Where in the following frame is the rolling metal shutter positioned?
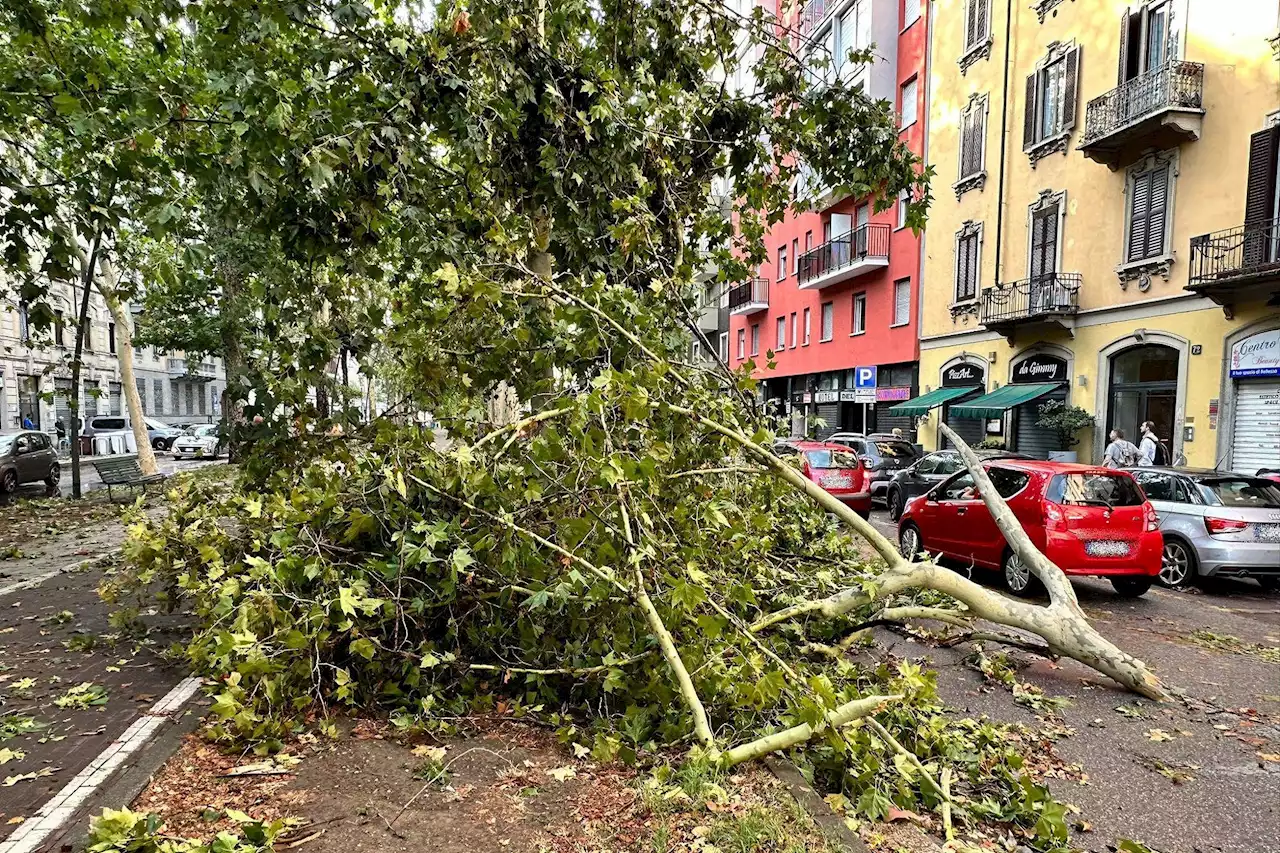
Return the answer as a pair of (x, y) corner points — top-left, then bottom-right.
(1232, 379), (1280, 473)
(54, 378), (73, 431)
(943, 404), (984, 449)
(1014, 388), (1067, 459)
(815, 403), (840, 440)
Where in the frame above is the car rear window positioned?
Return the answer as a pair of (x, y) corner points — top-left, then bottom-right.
(805, 449), (860, 469)
(0, 437), (13, 455)
(1195, 478), (1280, 508)
(1046, 472), (1145, 507)
(871, 441), (916, 458)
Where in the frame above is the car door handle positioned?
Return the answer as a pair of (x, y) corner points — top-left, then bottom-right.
(955, 507), (967, 515)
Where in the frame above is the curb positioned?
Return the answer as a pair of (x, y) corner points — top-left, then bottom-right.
(764, 756), (870, 853)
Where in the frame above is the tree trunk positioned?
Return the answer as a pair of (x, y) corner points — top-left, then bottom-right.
(97, 263), (158, 476)
(68, 232), (102, 499)
(219, 263), (246, 462)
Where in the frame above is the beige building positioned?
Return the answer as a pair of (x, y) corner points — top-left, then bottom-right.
(905, 0), (1280, 471)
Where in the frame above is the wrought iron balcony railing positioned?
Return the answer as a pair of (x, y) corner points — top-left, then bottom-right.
(980, 273), (1081, 326)
(796, 223), (890, 288)
(1189, 218), (1280, 287)
(1081, 61), (1204, 146)
(727, 277), (770, 314)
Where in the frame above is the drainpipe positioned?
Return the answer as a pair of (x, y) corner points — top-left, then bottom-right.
(992, 0), (1015, 287)
(917, 0), (933, 335)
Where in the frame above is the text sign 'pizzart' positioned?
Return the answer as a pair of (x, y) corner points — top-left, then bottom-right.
(941, 362), (986, 387)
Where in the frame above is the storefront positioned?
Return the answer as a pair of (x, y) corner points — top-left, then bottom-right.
(938, 360), (987, 449)
(775, 364), (919, 439)
(1105, 344), (1180, 451)
(1224, 327), (1280, 473)
(1009, 353), (1070, 458)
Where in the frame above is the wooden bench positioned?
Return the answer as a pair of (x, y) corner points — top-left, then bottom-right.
(90, 456), (166, 501)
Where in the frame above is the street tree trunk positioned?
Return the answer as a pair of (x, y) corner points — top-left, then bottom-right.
(68, 232), (102, 500)
(218, 261), (246, 462)
(96, 263), (158, 476)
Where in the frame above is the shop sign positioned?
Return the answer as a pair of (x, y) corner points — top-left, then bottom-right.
(1229, 329), (1280, 378)
(941, 362), (985, 387)
(875, 386), (912, 402)
(838, 390), (858, 402)
(839, 389), (876, 403)
(1011, 354), (1067, 384)
(813, 390), (839, 403)
(789, 392), (813, 404)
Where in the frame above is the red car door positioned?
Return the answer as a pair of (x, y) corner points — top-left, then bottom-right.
(927, 471), (979, 559)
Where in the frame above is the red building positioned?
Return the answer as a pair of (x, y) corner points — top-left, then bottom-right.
(727, 0), (928, 438)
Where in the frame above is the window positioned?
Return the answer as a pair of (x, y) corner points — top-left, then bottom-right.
(963, 0), (990, 54)
(1119, 2), (1171, 82)
(737, 328), (746, 359)
(988, 467), (1031, 499)
(82, 316), (93, 351)
(791, 238), (799, 276)
(108, 322), (116, 354)
(903, 0), (920, 29)
(852, 293), (867, 334)
(1047, 473), (1145, 507)
(897, 191), (910, 229)
(958, 94), (988, 187)
(198, 387), (207, 415)
(776, 316), (785, 350)
(900, 77), (918, 128)
(750, 323), (760, 356)
(719, 332), (729, 362)
(954, 223), (982, 303)
(789, 312), (797, 348)
(832, 0), (871, 82)
(939, 472), (977, 501)
(1126, 160), (1172, 263)
(820, 302), (834, 341)
(1195, 478), (1280, 508)
(1132, 471), (1176, 502)
(893, 278), (911, 326)
(805, 230), (813, 253)
(1023, 45), (1080, 153)
(802, 307), (811, 345)
(185, 383), (195, 416)
(153, 379), (165, 414)
(1029, 193), (1063, 278)
(54, 311), (65, 346)
(136, 378), (147, 414)
(778, 246), (788, 280)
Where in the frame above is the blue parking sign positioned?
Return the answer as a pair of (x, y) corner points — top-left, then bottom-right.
(854, 366), (877, 389)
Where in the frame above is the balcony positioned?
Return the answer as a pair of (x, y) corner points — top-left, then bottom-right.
(1079, 62), (1205, 169)
(727, 278), (770, 316)
(1188, 218), (1280, 307)
(796, 223), (890, 290)
(979, 273), (1081, 342)
(168, 357), (218, 381)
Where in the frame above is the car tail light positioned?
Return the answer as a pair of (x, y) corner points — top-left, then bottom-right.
(1143, 503), (1159, 532)
(1204, 516), (1249, 535)
(861, 457), (875, 470)
(1043, 502), (1065, 532)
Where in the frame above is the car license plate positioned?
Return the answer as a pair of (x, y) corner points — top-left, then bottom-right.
(821, 473), (852, 489)
(1085, 540), (1131, 557)
(1256, 524), (1280, 542)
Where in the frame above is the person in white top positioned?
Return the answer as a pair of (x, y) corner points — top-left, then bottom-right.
(1138, 421), (1159, 467)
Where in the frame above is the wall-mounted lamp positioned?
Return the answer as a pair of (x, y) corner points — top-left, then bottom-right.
(988, 351), (998, 363)
(1077, 374), (1088, 388)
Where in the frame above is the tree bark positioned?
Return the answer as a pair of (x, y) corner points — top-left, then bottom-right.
(96, 261), (158, 476)
(68, 231), (102, 500)
(218, 260), (246, 462)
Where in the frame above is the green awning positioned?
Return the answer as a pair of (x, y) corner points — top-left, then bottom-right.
(887, 386), (976, 417)
(948, 383), (1063, 419)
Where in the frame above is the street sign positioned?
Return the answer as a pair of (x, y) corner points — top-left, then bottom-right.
(854, 366), (877, 389)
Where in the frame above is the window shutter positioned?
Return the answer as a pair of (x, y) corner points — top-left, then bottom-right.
(976, 0), (988, 43)
(965, 0), (978, 48)
(1127, 170), (1152, 263)
(1117, 8), (1130, 85)
(894, 279), (911, 324)
(1145, 166), (1169, 258)
(1243, 127), (1280, 225)
(1023, 74), (1038, 149)
(904, 0), (920, 27)
(1062, 47), (1081, 131)
(956, 236), (969, 300)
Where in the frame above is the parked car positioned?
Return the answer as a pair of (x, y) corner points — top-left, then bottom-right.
(825, 433), (920, 506)
(898, 460), (1162, 597)
(0, 431), (60, 493)
(1257, 468), (1280, 486)
(82, 415), (185, 451)
(885, 449), (1028, 522)
(782, 440), (872, 517)
(1128, 467), (1280, 590)
(170, 424), (223, 460)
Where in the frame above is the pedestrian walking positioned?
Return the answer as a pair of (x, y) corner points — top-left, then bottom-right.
(21, 412), (34, 429)
(1138, 421), (1160, 466)
(1102, 428), (1140, 468)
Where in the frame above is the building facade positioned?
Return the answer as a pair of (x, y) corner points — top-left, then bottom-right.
(903, 0), (1280, 470)
(1, 287), (225, 436)
(727, 0), (931, 439)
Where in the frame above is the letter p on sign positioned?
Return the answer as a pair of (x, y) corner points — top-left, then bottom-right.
(855, 366), (877, 389)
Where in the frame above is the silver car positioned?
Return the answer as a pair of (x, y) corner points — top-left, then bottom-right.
(0, 431), (61, 494)
(1129, 467), (1280, 591)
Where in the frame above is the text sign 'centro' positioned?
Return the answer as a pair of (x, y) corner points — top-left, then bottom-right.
(1230, 329), (1280, 378)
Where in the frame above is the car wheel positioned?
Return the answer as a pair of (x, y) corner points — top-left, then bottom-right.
(887, 488), (903, 522)
(1111, 577), (1152, 598)
(898, 524), (922, 561)
(45, 464), (60, 487)
(1258, 576), (1279, 592)
(1158, 539), (1195, 589)
(1001, 550), (1038, 597)
(1, 470), (16, 494)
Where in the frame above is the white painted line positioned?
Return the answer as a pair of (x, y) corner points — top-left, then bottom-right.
(0, 551), (117, 598)
(0, 676), (203, 853)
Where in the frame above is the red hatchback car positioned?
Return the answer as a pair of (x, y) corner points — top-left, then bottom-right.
(777, 440), (872, 517)
(897, 459), (1162, 597)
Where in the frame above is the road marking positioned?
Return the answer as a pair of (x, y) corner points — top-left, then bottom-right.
(0, 676), (203, 853)
(0, 551), (117, 598)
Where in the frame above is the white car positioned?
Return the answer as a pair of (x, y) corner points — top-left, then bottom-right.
(170, 424), (222, 460)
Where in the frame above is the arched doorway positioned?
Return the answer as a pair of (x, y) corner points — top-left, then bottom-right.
(1107, 344), (1179, 448)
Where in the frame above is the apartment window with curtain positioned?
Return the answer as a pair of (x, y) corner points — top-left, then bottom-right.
(820, 302), (834, 342)
(750, 323), (760, 356)
(1119, 2), (1171, 83)
(958, 94), (988, 193)
(789, 312), (797, 348)
(900, 77), (918, 128)
(852, 293), (867, 335)
(896, 191), (910, 229)
(737, 328), (746, 359)
(791, 238), (799, 276)
(802, 308), (811, 345)
(777, 245), (787, 280)
(954, 223), (982, 303)
(1125, 158), (1173, 263)
(1023, 44), (1080, 157)
(776, 316), (785, 350)
(892, 278), (911, 326)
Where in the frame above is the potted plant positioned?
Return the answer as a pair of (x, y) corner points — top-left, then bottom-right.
(976, 437), (1006, 450)
(1035, 400), (1095, 463)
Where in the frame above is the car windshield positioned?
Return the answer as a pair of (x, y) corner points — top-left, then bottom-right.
(145, 418), (172, 431)
(804, 449), (859, 469)
(1047, 472), (1145, 507)
(1195, 478), (1280, 508)
(872, 441), (915, 458)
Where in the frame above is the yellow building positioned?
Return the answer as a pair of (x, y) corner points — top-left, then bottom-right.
(906, 0), (1280, 471)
